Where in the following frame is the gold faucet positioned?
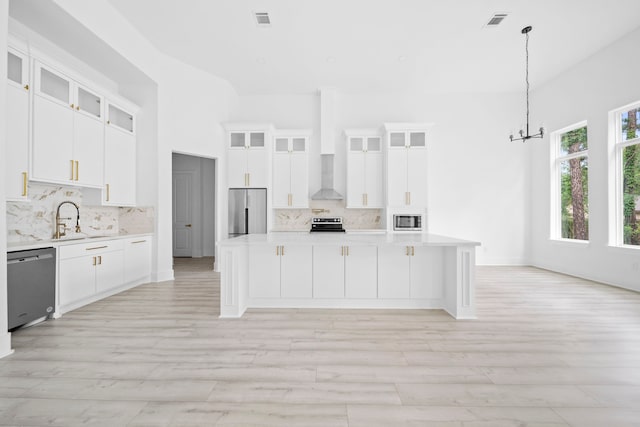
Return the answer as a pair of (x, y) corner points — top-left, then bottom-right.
(55, 201), (81, 239)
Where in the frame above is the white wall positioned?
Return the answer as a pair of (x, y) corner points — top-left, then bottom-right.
(0, 0), (13, 357)
(233, 91), (528, 265)
(530, 27), (640, 291)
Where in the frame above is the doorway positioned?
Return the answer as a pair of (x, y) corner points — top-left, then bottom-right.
(171, 153), (216, 259)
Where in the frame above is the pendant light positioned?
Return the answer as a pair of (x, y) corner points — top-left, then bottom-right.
(510, 26), (544, 142)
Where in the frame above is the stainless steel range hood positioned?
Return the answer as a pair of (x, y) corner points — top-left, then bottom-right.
(311, 88), (343, 200)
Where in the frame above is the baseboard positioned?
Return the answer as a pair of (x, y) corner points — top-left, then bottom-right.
(152, 269), (174, 283)
(0, 333), (13, 359)
(531, 262), (639, 293)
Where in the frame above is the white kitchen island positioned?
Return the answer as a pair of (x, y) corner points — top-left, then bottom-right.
(218, 232), (480, 319)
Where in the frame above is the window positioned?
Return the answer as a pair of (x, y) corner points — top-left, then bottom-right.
(613, 105), (640, 246)
(552, 123), (589, 241)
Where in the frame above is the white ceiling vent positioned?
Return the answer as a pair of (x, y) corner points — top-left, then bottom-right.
(254, 12), (271, 27)
(485, 13), (508, 27)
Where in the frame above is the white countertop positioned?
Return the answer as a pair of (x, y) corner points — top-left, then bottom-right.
(220, 232), (479, 247)
(7, 233), (154, 252)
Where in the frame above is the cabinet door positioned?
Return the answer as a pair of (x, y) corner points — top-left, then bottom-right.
(58, 256), (95, 307)
(407, 147), (428, 207)
(5, 82), (29, 200)
(386, 148), (407, 207)
(378, 245), (411, 298)
(228, 150), (248, 188)
(312, 245), (344, 298)
(246, 148), (268, 187)
(410, 246), (444, 299)
(35, 62), (72, 108)
(32, 95), (75, 183)
(73, 113), (104, 187)
(347, 151), (365, 208)
(289, 152), (308, 208)
(95, 250), (124, 294)
(249, 245), (281, 298)
(272, 153), (290, 207)
(104, 126), (136, 206)
(345, 245), (377, 298)
(280, 245), (312, 298)
(124, 238), (152, 284)
(107, 103), (135, 134)
(364, 152), (383, 208)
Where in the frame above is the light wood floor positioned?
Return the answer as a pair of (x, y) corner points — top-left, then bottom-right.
(1, 262), (640, 426)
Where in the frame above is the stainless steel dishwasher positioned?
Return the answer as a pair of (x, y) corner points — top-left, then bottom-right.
(7, 247), (56, 330)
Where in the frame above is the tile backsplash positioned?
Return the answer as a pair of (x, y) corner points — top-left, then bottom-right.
(273, 200), (382, 231)
(6, 183), (154, 243)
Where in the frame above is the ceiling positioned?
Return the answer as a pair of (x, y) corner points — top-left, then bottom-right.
(16, 0), (640, 95)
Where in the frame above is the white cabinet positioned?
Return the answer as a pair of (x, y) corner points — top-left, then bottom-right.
(31, 61), (104, 188)
(313, 245), (378, 299)
(124, 236), (152, 284)
(345, 131), (383, 208)
(227, 129), (269, 188)
(103, 102), (136, 206)
(58, 239), (124, 310)
(384, 125), (429, 207)
(273, 133), (309, 208)
(249, 244), (312, 298)
(378, 245), (443, 299)
(5, 47), (30, 200)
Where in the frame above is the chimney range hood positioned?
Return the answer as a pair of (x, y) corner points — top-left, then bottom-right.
(312, 88), (343, 200)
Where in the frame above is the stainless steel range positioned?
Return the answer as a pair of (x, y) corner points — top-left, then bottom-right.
(310, 217), (345, 232)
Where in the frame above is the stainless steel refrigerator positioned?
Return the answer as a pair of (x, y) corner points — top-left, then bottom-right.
(228, 189), (267, 238)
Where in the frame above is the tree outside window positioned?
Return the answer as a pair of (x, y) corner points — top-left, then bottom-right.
(555, 125), (589, 241)
(620, 109), (640, 246)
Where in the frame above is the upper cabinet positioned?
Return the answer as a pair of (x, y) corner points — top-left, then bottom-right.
(103, 100), (137, 206)
(225, 125), (271, 188)
(5, 47), (30, 200)
(345, 130), (383, 208)
(273, 132), (310, 208)
(384, 124), (430, 208)
(31, 61), (104, 188)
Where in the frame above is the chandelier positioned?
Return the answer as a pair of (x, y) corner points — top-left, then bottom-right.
(510, 26), (544, 142)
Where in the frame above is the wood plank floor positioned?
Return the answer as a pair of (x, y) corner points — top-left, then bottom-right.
(1, 261), (640, 426)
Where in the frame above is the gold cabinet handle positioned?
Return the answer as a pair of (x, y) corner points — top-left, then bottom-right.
(406, 246), (410, 256)
(92, 256), (96, 266)
(247, 173), (250, 187)
(365, 193), (368, 206)
(70, 103), (75, 109)
(131, 240), (147, 244)
(341, 246), (344, 256)
(411, 246), (415, 256)
(86, 246), (108, 251)
(276, 246), (280, 256)
(346, 246), (349, 256)
(185, 224), (192, 228)
(281, 245), (285, 256)
(244, 173), (248, 186)
(75, 160), (79, 181)
(71, 160), (75, 180)
(288, 193), (292, 206)
(98, 255), (102, 265)
(405, 192), (411, 205)
(106, 183), (110, 202)
(76, 106), (80, 111)
(23, 84), (29, 91)
(408, 192), (411, 205)
(22, 172), (27, 196)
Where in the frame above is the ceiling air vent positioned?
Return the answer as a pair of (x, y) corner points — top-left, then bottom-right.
(486, 13), (508, 27)
(255, 12), (271, 27)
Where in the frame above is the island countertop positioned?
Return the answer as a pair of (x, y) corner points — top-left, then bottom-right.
(219, 232), (480, 247)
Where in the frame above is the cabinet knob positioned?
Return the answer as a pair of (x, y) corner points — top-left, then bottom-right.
(76, 106), (80, 111)
(185, 224), (192, 228)
(70, 103), (75, 109)
(23, 84), (29, 91)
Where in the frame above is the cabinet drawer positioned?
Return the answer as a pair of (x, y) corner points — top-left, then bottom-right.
(58, 239), (124, 260)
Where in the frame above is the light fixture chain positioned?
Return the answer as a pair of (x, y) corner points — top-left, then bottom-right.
(525, 29), (530, 136)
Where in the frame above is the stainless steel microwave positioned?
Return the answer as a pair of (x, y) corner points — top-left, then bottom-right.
(393, 214), (422, 231)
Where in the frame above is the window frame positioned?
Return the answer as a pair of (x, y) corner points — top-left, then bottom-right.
(609, 102), (640, 249)
(550, 121), (589, 243)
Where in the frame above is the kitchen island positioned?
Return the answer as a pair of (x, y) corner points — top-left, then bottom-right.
(218, 232), (479, 319)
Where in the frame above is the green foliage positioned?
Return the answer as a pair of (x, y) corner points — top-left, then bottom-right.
(560, 126), (587, 153)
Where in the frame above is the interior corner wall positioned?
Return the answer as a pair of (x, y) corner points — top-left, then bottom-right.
(232, 91), (527, 265)
(1, 0), (14, 358)
(529, 27), (640, 291)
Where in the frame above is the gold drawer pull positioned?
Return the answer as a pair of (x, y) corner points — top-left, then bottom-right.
(86, 246), (108, 251)
(131, 240), (147, 244)
(22, 172), (28, 196)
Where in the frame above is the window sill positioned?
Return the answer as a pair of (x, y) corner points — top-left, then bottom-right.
(549, 238), (590, 248)
(607, 244), (640, 254)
